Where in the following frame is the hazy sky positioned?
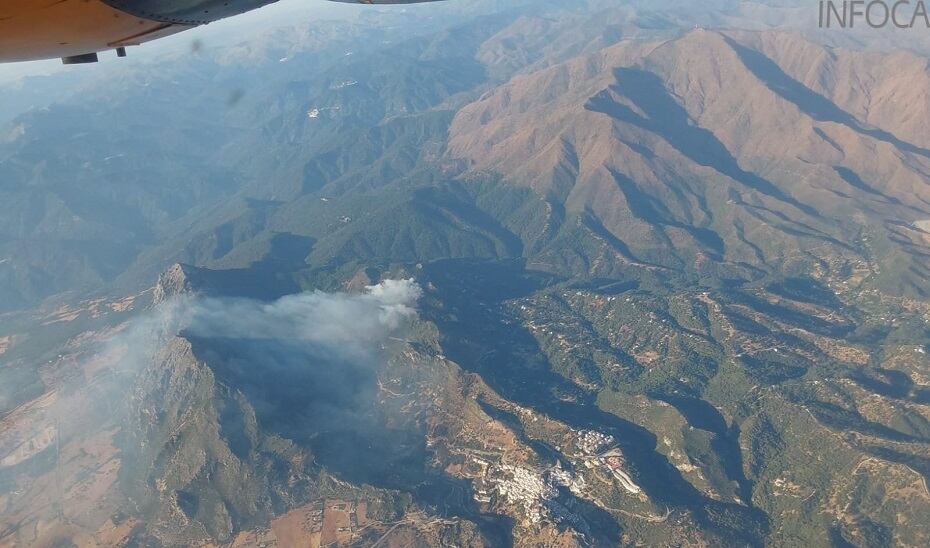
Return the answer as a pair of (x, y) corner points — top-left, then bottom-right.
(0, 0), (372, 82)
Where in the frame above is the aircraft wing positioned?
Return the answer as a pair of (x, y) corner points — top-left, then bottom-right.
(0, 0), (445, 64)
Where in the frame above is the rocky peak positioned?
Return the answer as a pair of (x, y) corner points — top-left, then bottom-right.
(152, 264), (199, 305)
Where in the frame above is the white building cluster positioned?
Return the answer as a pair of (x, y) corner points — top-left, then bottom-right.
(575, 429), (615, 455)
(491, 464), (559, 523)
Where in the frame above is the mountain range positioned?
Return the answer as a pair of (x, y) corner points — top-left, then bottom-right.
(1, 1), (929, 546)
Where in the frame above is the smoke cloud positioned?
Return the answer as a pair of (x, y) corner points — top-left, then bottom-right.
(146, 278), (425, 429)
(0, 279), (423, 471)
(0, 279), (425, 535)
(177, 278), (422, 350)
(77, 278), (424, 382)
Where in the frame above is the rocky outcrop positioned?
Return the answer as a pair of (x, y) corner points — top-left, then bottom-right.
(152, 264), (200, 305)
(120, 335), (317, 544)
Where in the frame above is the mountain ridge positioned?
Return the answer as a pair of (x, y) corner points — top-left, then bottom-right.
(447, 28), (930, 295)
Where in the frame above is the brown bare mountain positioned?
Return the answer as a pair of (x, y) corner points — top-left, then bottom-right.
(447, 29), (930, 295)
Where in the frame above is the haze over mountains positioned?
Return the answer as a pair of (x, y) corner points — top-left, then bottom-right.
(1, 1), (929, 546)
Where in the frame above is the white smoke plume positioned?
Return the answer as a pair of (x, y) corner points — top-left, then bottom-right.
(1, 279), (423, 464)
(177, 278), (422, 349)
(81, 278), (423, 375)
(0, 280), (425, 531)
